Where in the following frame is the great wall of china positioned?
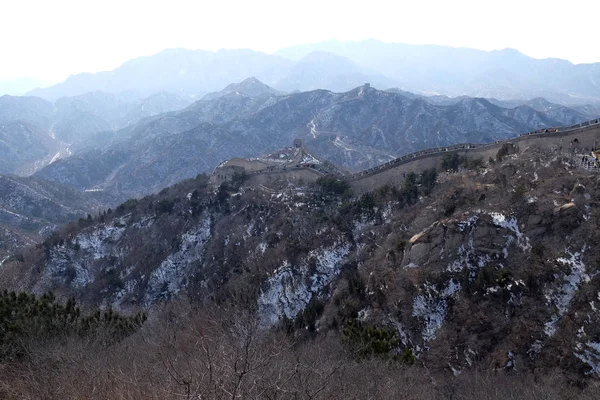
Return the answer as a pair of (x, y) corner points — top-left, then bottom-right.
(212, 118), (600, 194)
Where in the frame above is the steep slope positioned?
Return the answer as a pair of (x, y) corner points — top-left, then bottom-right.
(119, 91), (191, 127)
(0, 225), (36, 260)
(0, 174), (110, 259)
(386, 91), (600, 121)
(0, 175), (107, 230)
(0, 122), (62, 175)
(6, 145), (600, 377)
(0, 95), (54, 130)
(34, 123), (260, 199)
(225, 86), (588, 170)
(183, 94), (275, 125)
(53, 90), (191, 128)
(52, 100), (113, 143)
(0, 90), (193, 174)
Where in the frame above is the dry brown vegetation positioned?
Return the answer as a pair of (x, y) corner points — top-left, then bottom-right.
(1, 299), (599, 399)
(3, 150), (600, 397)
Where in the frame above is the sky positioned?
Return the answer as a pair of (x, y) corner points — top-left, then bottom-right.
(1, 0), (598, 85)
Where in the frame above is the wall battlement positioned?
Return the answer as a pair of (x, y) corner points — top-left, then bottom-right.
(212, 118), (600, 193)
(347, 118), (600, 193)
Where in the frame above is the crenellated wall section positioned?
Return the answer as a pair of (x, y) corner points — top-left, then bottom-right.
(347, 121), (600, 194)
(212, 118), (600, 193)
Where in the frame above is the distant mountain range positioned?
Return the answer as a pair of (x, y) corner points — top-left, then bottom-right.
(0, 76), (597, 257)
(32, 81), (592, 200)
(0, 91), (191, 174)
(23, 40), (600, 105)
(0, 78), (54, 96)
(0, 173), (109, 258)
(1, 73), (597, 204)
(276, 40), (600, 105)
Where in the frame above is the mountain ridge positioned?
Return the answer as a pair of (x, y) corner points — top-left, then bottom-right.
(32, 84), (592, 200)
(25, 41), (600, 104)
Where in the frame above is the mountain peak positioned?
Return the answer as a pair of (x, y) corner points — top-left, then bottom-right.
(240, 77), (263, 85)
(202, 77), (280, 101)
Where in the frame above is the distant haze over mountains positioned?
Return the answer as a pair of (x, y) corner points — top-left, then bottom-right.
(18, 40), (600, 105)
(0, 78), (55, 97)
(0, 91), (192, 175)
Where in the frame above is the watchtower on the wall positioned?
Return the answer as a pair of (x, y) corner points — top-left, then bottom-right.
(293, 138), (303, 149)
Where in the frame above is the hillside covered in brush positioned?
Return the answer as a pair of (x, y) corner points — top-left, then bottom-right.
(3, 143), (600, 386)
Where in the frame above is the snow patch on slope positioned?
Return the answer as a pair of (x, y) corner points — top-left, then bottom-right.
(544, 247), (589, 336)
(258, 242), (351, 327)
(77, 225), (126, 260)
(490, 212), (531, 255)
(412, 280), (461, 342)
(575, 342), (600, 375)
(38, 222), (127, 292)
(447, 216), (492, 272)
(144, 216), (211, 306)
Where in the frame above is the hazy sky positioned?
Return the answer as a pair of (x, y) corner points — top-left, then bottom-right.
(1, 0), (598, 83)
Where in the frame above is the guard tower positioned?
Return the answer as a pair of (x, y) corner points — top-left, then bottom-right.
(293, 138), (303, 149)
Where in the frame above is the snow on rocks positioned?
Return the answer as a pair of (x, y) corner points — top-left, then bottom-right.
(574, 342), (600, 375)
(76, 225), (126, 260)
(37, 222), (128, 292)
(447, 216), (491, 272)
(543, 247), (590, 336)
(131, 215), (155, 229)
(300, 153), (321, 165)
(257, 242), (267, 254)
(490, 212), (531, 255)
(144, 216), (211, 306)
(412, 280), (461, 342)
(258, 242), (351, 327)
